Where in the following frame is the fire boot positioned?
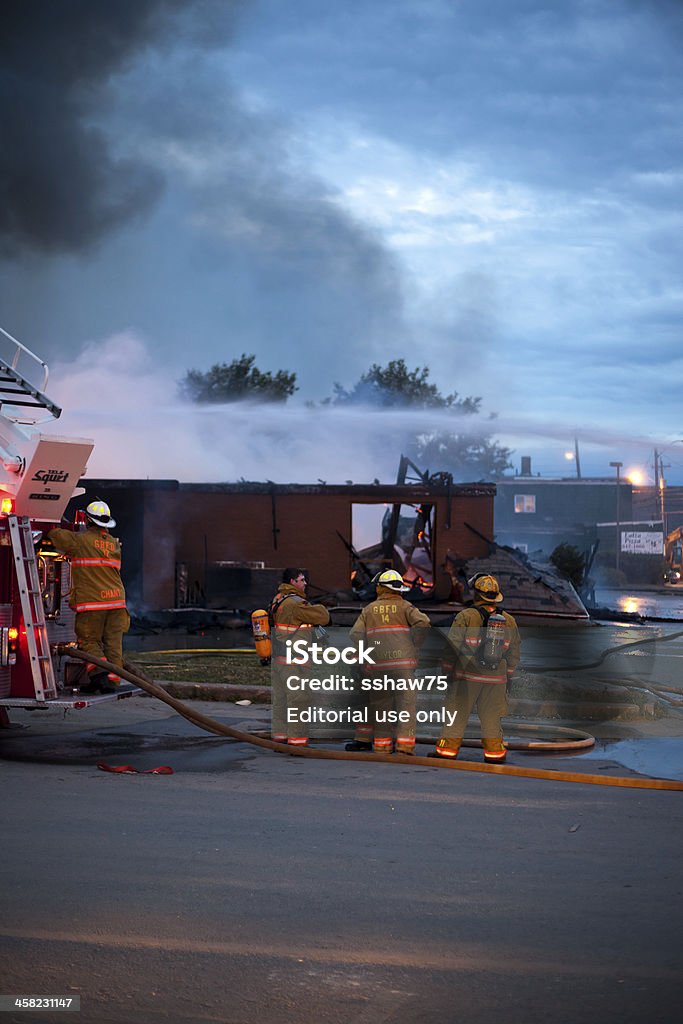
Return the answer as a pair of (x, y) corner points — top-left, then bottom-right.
(434, 738), (460, 759)
(77, 662), (100, 692)
(482, 738), (507, 763)
(80, 670), (116, 694)
(373, 737), (393, 754)
(346, 724), (373, 752)
(395, 737), (415, 756)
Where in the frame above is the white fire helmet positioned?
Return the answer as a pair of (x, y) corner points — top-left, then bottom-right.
(376, 569), (410, 592)
(85, 500), (116, 529)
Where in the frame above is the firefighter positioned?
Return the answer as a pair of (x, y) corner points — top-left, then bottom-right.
(434, 573), (520, 763)
(346, 569), (431, 755)
(48, 500), (129, 693)
(270, 568), (331, 747)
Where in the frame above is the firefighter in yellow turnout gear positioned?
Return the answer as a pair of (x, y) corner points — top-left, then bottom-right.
(270, 568), (331, 746)
(347, 570), (431, 754)
(435, 574), (521, 763)
(48, 500), (130, 693)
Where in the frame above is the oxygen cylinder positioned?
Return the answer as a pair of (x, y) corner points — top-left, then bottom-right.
(251, 609), (272, 665)
(478, 611), (507, 668)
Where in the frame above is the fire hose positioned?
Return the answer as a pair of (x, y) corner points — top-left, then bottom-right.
(58, 646), (683, 792)
(523, 628), (683, 707)
(525, 627), (683, 675)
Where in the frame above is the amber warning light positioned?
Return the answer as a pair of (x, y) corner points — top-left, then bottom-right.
(1, 497), (14, 515)
(2, 626), (18, 666)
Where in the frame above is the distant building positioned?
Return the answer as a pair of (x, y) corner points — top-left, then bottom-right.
(494, 457), (632, 557)
(494, 458), (670, 583)
(663, 486), (683, 536)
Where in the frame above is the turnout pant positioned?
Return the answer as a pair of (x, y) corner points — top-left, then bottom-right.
(270, 661), (311, 745)
(439, 676), (508, 758)
(75, 608), (130, 679)
(352, 680), (417, 753)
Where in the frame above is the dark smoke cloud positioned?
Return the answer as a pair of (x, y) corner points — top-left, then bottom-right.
(0, 0), (240, 255)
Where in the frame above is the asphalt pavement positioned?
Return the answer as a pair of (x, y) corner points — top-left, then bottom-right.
(1, 696), (682, 1024)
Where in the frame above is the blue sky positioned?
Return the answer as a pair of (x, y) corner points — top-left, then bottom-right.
(1, 0), (682, 484)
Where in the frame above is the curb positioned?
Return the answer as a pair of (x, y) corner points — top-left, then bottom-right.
(158, 682), (271, 704)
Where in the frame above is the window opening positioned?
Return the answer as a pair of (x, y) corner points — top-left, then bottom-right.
(514, 494), (536, 514)
(351, 503), (435, 597)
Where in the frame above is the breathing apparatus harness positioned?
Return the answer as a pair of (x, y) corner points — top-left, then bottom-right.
(250, 593), (300, 666)
(268, 591), (301, 628)
(251, 592), (329, 665)
(473, 603), (508, 670)
(272, 592), (329, 639)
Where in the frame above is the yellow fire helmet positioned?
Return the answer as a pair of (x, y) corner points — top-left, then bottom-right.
(469, 573), (503, 603)
(85, 500), (116, 529)
(376, 569), (410, 592)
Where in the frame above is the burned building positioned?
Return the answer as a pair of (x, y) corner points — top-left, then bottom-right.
(73, 477), (496, 612)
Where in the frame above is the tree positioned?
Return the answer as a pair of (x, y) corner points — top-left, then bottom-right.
(178, 355), (297, 404)
(329, 359), (512, 480)
(330, 358), (479, 412)
(549, 543), (585, 589)
(412, 430), (512, 481)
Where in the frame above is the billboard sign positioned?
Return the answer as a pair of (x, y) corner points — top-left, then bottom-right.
(621, 531), (664, 555)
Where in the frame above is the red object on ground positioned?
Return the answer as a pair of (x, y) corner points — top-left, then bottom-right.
(97, 763), (173, 775)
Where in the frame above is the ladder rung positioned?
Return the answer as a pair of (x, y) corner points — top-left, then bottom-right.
(7, 513), (58, 698)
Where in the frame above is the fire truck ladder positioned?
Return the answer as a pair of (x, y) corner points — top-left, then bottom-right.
(0, 325), (61, 421)
(8, 514), (57, 700)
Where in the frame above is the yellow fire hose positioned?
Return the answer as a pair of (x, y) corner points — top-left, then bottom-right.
(138, 649), (257, 656)
(58, 647), (683, 792)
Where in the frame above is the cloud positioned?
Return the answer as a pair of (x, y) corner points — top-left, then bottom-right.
(290, 106), (683, 433)
(0, 0), (411, 387)
(238, 0), (683, 193)
(1, 0), (681, 479)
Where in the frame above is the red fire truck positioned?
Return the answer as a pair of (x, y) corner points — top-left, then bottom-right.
(0, 326), (137, 713)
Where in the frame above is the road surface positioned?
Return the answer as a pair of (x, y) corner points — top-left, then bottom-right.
(1, 698), (682, 1024)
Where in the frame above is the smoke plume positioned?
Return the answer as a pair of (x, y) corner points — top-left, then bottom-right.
(0, 0), (240, 254)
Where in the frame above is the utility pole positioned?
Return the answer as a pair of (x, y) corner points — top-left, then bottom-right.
(610, 461), (623, 573)
(574, 437), (582, 479)
(659, 452), (667, 536)
(655, 441), (683, 539)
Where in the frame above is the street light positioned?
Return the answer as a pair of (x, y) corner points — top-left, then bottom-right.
(610, 461), (623, 573)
